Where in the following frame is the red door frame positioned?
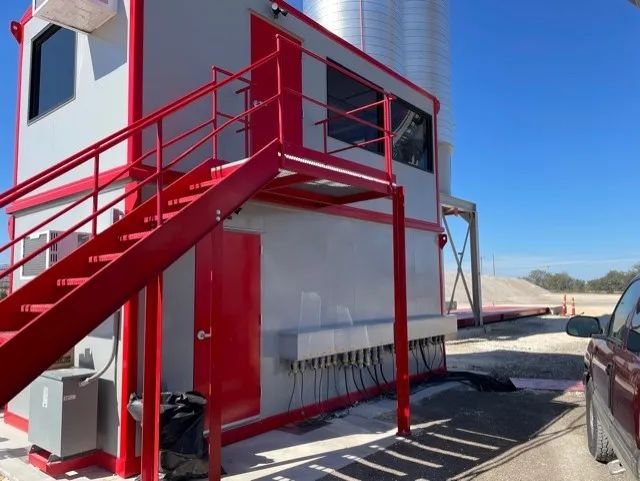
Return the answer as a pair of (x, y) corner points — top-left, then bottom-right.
(250, 14), (303, 153)
(193, 230), (262, 427)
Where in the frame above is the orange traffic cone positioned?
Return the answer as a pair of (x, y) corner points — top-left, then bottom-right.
(571, 297), (576, 316)
(562, 295), (567, 316)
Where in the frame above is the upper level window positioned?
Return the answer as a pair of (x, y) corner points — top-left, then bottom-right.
(326, 62), (434, 173)
(29, 25), (76, 122)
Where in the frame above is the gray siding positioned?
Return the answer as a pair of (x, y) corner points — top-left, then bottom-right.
(17, 0), (130, 192)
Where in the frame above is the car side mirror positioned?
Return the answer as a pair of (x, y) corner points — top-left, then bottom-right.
(566, 315), (602, 338)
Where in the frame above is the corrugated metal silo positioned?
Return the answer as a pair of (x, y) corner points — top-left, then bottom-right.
(303, 0), (405, 76)
(304, 0), (454, 195)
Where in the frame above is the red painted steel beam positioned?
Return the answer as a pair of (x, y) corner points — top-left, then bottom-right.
(392, 186), (410, 436)
(208, 227), (224, 481)
(141, 276), (162, 481)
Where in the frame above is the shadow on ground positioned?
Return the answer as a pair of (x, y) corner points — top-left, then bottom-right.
(314, 387), (618, 481)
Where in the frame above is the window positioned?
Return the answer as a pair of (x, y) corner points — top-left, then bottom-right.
(29, 25), (76, 121)
(326, 62), (434, 173)
(327, 64), (382, 155)
(608, 279), (640, 342)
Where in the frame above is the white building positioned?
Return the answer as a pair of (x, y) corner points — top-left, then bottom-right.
(0, 0), (456, 478)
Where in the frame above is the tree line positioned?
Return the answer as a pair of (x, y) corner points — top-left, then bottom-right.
(524, 263), (640, 294)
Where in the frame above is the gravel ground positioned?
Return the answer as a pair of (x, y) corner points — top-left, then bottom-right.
(445, 315), (601, 380)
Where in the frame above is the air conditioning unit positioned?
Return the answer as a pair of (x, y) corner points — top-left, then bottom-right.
(33, 0), (118, 34)
(21, 230), (90, 279)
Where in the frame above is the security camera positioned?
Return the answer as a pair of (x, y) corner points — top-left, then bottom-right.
(271, 2), (289, 18)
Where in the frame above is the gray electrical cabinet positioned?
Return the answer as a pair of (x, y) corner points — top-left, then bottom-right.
(28, 368), (98, 459)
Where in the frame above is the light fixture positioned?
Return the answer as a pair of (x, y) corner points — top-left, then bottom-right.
(271, 2), (288, 18)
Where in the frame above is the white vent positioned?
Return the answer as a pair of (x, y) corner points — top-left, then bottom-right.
(33, 0), (117, 34)
(21, 230), (90, 279)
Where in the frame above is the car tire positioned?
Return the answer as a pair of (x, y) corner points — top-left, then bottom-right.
(586, 379), (616, 463)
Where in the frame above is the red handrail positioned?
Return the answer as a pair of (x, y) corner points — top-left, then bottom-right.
(2, 38), (399, 285)
(0, 50), (279, 210)
(0, 51), (279, 283)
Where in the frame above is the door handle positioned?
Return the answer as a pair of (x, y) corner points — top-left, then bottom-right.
(197, 330), (211, 341)
(606, 363), (613, 376)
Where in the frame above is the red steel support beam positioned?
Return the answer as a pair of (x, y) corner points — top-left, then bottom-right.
(141, 276), (163, 481)
(392, 186), (410, 436)
(208, 227), (224, 481)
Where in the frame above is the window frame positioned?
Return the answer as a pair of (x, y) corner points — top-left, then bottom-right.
(607, 278), (640, 344)
(28, 24), (77, 123)
(325, 60), (435, 174)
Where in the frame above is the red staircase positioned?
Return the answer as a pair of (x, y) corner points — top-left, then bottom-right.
(0, 40), (399, 415)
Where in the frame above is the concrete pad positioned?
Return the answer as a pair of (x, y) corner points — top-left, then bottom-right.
(0, 413), (115, 481)
(221, 382), (460, 481)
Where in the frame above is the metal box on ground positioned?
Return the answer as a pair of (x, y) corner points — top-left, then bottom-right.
(28, 368), (98, 459)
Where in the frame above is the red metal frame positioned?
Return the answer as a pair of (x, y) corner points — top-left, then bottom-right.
(0, 22), (439, 478)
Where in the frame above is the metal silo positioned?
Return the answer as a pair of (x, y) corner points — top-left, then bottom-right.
(304, 0), (454, 195)
(303, 0), (405, 75)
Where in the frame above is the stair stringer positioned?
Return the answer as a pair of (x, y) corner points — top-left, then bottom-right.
(0, 140), (281, 407)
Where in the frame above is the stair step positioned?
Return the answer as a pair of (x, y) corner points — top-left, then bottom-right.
(189, 179), (222, 191)
(21, 304), (53, 314)
(57, 277), (89, 287)
(168, 194), (203, 207)
(143, 211), (179, 223)
(88, 253), (121, 264)
(119, 231), (151, 242)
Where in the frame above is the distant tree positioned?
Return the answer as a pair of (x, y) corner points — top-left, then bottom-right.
(524, 263), (640, 294)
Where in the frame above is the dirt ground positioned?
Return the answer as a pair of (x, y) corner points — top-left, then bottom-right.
(446, 315), (599, 380)
(319, 314), (633, 481)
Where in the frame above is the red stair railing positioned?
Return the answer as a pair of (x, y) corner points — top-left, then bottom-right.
(274, 34), (396, 183)
(0, 52), (279, 287)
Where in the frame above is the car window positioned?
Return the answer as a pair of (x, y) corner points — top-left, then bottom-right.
(625, 296), (640, 353)
(608, 279), (640, 342)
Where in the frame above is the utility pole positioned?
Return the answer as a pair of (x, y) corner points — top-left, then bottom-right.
(492, 254), (496, 277)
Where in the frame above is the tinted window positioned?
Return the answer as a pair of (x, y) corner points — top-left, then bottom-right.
(608, 280), (640, 341)
(327, 64), (382, 155)
(29, 25), (76, 121)
(391, 100), (434, 173)
(326, 62), (435, 173)
(625, 291), (640, 353)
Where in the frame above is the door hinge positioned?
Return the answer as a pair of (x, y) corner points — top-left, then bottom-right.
(260, 245), (263, 256)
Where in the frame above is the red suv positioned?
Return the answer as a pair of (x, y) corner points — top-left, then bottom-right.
(566, 278), (640, 479)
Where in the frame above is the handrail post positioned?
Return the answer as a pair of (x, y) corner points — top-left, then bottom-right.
(322, 123), (328, 154)
(92, 152), (99, 237)
(243, 88), (249, 158)
(156, 120), (163, 226)
(383, 94), (393, 183)
(276, 35), (285, 145)
(212, 68), (218, 160)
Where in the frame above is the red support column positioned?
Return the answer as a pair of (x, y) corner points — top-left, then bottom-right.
(141, 275), (163, 481)
(392, 186), (410, 437)
(208, 228), (224, 481)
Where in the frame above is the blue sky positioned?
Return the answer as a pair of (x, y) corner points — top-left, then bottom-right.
(0, 1), (639, 279)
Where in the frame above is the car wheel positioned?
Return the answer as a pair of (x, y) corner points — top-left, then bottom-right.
(586, 379), (616, 463)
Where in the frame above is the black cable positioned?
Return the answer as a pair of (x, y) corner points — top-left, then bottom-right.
(318, 368), (325, 416)
(343, 367), (354, 407)
(420, 343), (434, 373)
(300, 370), (306, 417)
(359, 368), (367, 394)
(313, 369), (318, 409)
(351, 366), (363, 395)
(287, 372), (297, 416)
(379, 361), (391, 387)
(412, 347), (420, 375)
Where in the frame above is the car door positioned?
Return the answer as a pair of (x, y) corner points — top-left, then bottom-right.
(592, 280), (640, 414)
(613, 286), (640, 450)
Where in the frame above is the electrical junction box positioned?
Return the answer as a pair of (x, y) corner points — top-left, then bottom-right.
(28, 368), (98, 459)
